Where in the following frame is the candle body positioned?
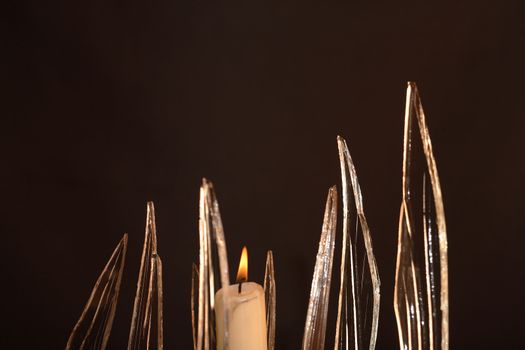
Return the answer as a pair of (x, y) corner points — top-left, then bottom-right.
(215, 282), (268, 350)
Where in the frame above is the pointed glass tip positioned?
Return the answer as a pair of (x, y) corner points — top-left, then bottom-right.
(66, 234), (128, 350)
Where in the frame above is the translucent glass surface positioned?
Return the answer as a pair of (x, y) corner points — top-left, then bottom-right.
(128, 202), (164, 350)
(302, 186), (338, 350)
(66, 234), (128, 350)
(193, 179), (231, 350)
(334, 137), (380, 350)
(394, 82), (449, 350)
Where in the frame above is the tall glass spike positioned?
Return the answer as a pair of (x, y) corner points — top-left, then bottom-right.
(128, 202), (164, 350)
(334, 136), (381, 350)
(302, 186), (338, 350)
(264, 250), (277, 350)
(66, 234), (128, 350)
(394, 82), (449, 350)
(192, 179), (231, 350)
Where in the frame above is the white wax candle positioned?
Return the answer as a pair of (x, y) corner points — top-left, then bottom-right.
(215, 282), (268, 350)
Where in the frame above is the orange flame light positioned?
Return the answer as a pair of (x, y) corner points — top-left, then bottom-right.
(236, 246), (248, 283)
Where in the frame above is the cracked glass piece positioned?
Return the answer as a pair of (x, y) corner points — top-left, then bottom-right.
(66, 234), (128, 350)
(128, 202), (164, 350)
(264, 250), (276, 350)
(193, 179), (231, 350)
(334, 136), (381, 350)
(302, 186), (338, 350)
(394, 82), (449, 350)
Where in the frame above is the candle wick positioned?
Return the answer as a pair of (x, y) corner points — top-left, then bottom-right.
(238, 281), (243, 294)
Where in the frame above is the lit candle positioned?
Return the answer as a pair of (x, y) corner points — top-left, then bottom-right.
(215, 246), (268, 350)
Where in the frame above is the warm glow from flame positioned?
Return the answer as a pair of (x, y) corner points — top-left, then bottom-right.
(236, 246), (248, 283)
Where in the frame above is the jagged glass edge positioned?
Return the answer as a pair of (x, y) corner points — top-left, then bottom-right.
(66, 234), (128, 350)
(128, 202), (164, 350)
(394, 82), (449, 350)
(302, 186), (338, 350)
(194, 179), (231, 350)
(264, 250), (276, 350)
(334, 136), (381, 350)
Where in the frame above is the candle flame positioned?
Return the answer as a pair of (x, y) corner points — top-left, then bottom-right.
(236, 246), (248, 283)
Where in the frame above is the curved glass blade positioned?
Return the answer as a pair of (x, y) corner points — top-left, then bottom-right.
(334, 136), (380, 350)
(66, 234), (128, 350)
(128, 202), (164, 350)
(264, 250), (276, 350)
(302, 186), (338, 350)
(394, 82), (449, 350)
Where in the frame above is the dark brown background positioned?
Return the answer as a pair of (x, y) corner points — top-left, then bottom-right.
(3, 0), (524, 348)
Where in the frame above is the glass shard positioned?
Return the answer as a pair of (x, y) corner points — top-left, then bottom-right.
(66, 234), (128, 350)
(128, 202), (164, 350)
(194, 179), (232, 350)
(302, 186), (338, 350)
(264, 250), (276, 350)
(334, 136), (381, 350)
(191, 263), (199, 350)
(394, 82), (449, 350)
